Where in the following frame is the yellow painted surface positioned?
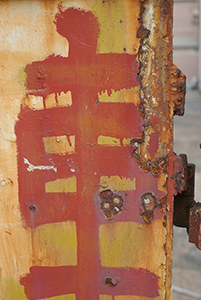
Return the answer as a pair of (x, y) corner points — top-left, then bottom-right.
(45, 93), (57, 109)
(157, 173), (167, 194)
(122, 138), (131, 146)
(98, 87), (140, 104)
(23, 95), (44, 110)
(43, 135), (75, 155)
(32, 222), (77, 266)
(99, 219), (165, 270)
(42, 295), (76, 300)
(91, 0), (140, 55)
(22, 92), (72, 110)
(0, 93), (32, 300)
(45, 177), (77, 193)
(45, 92), (72, 109)
(97, 136), (132, 148)
(1, 278), (28, 300)
(99, 296), (156, 300)
(121, 0), (141, 54)
(57, 91), (72, 107)
(92, 1), (124, 53)
(97, 136), (121, 147)
(99, 176), (136, 191)
(99, 221), (143, 268)
(115, 296), (155, 300)
(99, 295), (113, 300)
(0, 2), (69, 95)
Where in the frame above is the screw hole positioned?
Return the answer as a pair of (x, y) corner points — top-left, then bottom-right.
(29, 205), (36, 212)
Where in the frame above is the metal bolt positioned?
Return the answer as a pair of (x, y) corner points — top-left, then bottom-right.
(177, 82), (184, 89)
(105, 277), (118, 287)
(113, 197), (120, 204)
(103, 203), (110, 209)
(144, 198), (151, 205)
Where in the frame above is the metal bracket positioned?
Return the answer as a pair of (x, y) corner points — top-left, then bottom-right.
(170, 64), (186, 116)
(173, 154), (201, 250)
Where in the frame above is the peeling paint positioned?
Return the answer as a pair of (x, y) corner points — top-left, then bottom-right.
(0, 1), (178, 300)
(24, 157), (57, 172)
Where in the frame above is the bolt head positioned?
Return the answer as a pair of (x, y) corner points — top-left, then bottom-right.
(113, 197), (120, 204)
(103, 202), (110, 209)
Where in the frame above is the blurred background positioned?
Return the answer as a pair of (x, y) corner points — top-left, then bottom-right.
(173, 0), (201, 299)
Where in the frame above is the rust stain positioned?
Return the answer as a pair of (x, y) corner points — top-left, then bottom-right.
(104, 277), (118, 287)
(171, 153), (187, 193)
(134, 1), (181, 299)
(133, 0), (186, 181)
(141, 192), (157, 224)
(0, 1), (180, 299)
(189, 204), (201, 250)
(137, 25), (150, 39)
(100, 189), (123, 219)
(169, 64), (186, 116)
(132, 0), (185, 206)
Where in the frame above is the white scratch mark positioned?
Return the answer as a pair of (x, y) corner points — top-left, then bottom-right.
(23, 158), (57, 172)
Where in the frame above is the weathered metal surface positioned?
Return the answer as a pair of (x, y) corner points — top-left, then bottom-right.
(171, 153), (188, 194)
(100, 190), (124, 219)
(0, 0), (183, 299)
(169, 65), (186, 116)
(173, 159), (201, 250)
(173, 160), (195, 229)
(189, 203), (201, 250)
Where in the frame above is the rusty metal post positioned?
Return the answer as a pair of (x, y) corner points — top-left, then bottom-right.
(189, 204), (201, 249)
(0, 1), (184, 299)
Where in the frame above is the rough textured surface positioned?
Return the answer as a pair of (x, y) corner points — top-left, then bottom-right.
(0, 1), (180, 299)
(173, 89), (201, 300)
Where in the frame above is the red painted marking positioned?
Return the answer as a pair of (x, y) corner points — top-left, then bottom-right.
(5, 231), (11, 235)
(20, 266), (159, 300)
(148, 131), (160, 160)
(25, 8), (139, 99)
(20, 266), (77, 300)
(16, 7), (160, 300)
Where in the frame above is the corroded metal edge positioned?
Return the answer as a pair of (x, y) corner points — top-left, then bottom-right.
(135, 0), (173, 173)
(136, 1), (174, 299)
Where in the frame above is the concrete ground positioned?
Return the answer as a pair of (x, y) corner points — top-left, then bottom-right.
(173, 89), (201, 300)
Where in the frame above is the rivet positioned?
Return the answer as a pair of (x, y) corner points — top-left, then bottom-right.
(103, 203), (110, 209)
(144, 198), (151, 204)
(113, 197), (120, 204)
(175, 68), (181, 77)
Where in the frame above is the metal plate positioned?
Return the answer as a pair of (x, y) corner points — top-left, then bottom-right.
(0, 1), (177, 299)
